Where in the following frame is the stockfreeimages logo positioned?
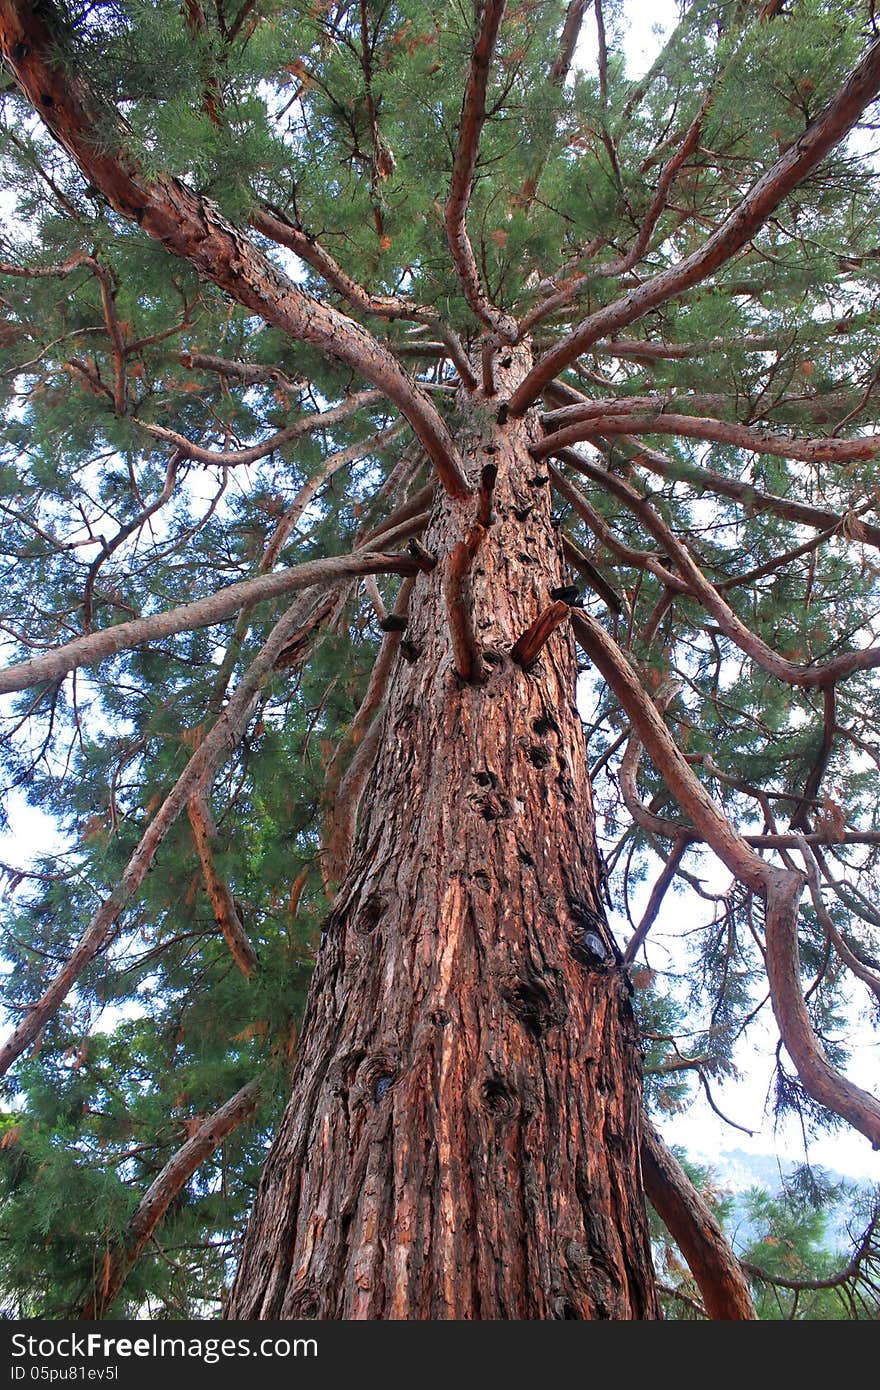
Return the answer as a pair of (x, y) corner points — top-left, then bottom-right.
(10, 1332), (317, 1367)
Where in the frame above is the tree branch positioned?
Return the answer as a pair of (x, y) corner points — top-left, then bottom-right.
(626, 436), (880, 554)
(552, 447), (880, 691)
(0, 589), (335, 1077)
(0, 547), (426, 696)
(0, 1), (469, 497)
(535, 410), (880, 467)
(187, 788), (259, 978)
(509, 36), (880, 412)
(511, 599), (572, 668)
(138, 390), (389, 468)
(444, 0), (517, 339)
(80, 1080), (260, 1318)
(569, 609), (880, 1147)
(640, 1118), (757, 1319)
(445, 523), (487, 682)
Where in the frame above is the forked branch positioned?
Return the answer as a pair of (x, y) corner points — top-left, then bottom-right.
(570, 609), (880, 1147)
(509, 36), (880, 412)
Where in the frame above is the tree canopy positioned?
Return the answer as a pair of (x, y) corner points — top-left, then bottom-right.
(0, 0), (879, 1318)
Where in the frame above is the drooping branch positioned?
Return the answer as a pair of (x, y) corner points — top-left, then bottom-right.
(188, 788), (259, 979)
(138, 390), (388, 468)
(261, 426), (405, 569)
(0, 590), (335, 1077)
(560, 534), (626, 615)
(549, 463), (691, 593)
(80, 1080), (260, 1319)
(444, 0), (517, 339)
(0, 2), (470, 498)
(789, 687), (837, 832)
(552, 448), (880, 691)
(508, 36), (880, 412)
(622, 836), (689, 968)
(640, 1118), (756, 1320)
(570, 608), (880, 1147)
(625, 437), (880, 554)
(92, 259), (127, 416)
(796, 838), (880, 1008)
(740, 1200), (880, 1297)
(0, 547), (428, 696)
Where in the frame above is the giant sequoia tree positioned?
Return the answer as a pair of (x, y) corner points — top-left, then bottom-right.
(1, 0), (880, 1321)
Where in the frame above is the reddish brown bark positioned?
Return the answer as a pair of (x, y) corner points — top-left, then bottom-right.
(229, 353), (659, 1319)
(640, 1121), (756, 1320)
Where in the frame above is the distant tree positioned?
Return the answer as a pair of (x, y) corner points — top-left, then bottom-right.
(0, 0), (879, 1319)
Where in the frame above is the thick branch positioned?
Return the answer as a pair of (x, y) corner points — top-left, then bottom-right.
(0, 548), (425, 696)
(511, 600), (571, 668)
(180, 351), (303, 394)
(445, 524), (486, 682)
(80, 1080), (260, 1318)
(509, 36), (880, 412)
(641, 1119), (756, 1320)
(550, 2), (593, 84)
(0, 2), (469, 497)
(444, 1), (517, 338)
(535, 411), (880, 467)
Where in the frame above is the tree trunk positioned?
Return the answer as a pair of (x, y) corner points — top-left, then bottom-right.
(228, 348), (660, 1320)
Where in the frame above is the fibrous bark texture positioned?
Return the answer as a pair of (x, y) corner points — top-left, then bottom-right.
(229, 352), (659, 1320)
